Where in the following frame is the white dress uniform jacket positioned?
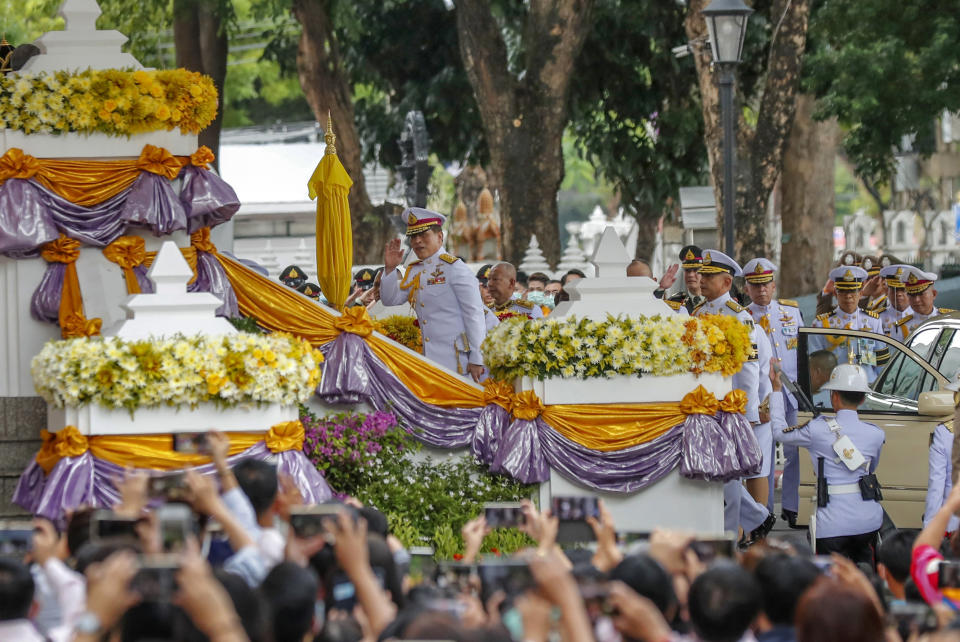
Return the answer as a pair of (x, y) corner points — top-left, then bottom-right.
(381, 248), (488, 375)
(810, 307), (884, 380)
(895, 307), (953, 342)
(879, 305), (913, 338)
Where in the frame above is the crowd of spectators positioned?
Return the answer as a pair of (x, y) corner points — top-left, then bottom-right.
(4, 429), (960, 642)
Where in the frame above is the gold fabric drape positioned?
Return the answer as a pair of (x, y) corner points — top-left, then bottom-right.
(41, 235), (101, 339)
(0, 146), (192, 207)
(103, 236), (148, 294)
(308, 125), (353, 310)
(36, 421), (305, 473)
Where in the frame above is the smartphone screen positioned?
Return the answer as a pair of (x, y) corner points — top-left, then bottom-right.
(157, 504), (194, 554)
(148, 473), (188, 502)
(289, 505), (342, 538)
(171, 432), (211, 455)
(483, 502), (524, 529)
(688, 535), (736, 563)
(90, 510), (139, 541)
(551, 496), (600, 521)
(0, 522), (33, 560)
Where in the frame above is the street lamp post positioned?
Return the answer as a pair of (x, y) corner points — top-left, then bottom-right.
(701, 0), (752, 255)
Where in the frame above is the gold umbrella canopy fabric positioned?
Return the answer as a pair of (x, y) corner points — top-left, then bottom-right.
(308, 113), (354, 310)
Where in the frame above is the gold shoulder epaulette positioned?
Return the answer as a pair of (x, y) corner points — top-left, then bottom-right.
(692, 302), (704, 314)
(864, 309), (880, 319)
(939, 308), (955, 314)
(439, 254), (459, 264)
(895, 315), (913, 327)
(778, 299), (798, 307)
(944, 419), (954, 434)
(664, 299), (683, 311)
(816, 311), (831, 322)
(726, 300), (744, 313)
(513, 299), (534, 309)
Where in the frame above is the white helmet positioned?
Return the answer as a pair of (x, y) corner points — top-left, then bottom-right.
(820, 364), (871, 393)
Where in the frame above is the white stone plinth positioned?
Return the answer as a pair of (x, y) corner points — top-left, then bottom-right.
(48, 403), (298, 436)
(2, 129), (198, 159)
(540, 467), (724, 534)
(519, 372), (730, 406)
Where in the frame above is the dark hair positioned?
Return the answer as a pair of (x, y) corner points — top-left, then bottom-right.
(516, 270), (528, 286)
(560, 269), (586, 286)
(232, 459), (278, 517)
(74, 536), (143, 575)
(401, 610), (464, 641)
(528, 272), (550, 286)
(261, 562), (318, 642)
(753, 553), (820, 626)
(358, 506), (389, 538)
(0, 558), (34, 620)
(66, 506), (96, 556)
(837, 390), (866, 406)
(548, 279), (561, 286)
(688, 564), (762, 642)
(796, 578), (885, 642)
(878, 530), (915, 584)
(609, 554), (677, 617)
(121, 602), (178, 641)
(317, 616), (363, 642)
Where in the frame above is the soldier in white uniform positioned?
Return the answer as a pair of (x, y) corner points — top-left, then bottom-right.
(742, 257), (805, 526)
(693, 250), (775, 545)
(810, 266), (884, 381)
(893, 266), (955, 341)
(381, 208), (489, 381)
(877, 265), (913, 340)
(485, 262), (545, 320)
(772, 363), (885, 566)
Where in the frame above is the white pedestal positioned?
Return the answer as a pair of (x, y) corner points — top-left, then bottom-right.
(518, 372), (730, 406)
(48, 403), (298, 436)
(540, 467), (724, 534)
(2, 129), (197, 159)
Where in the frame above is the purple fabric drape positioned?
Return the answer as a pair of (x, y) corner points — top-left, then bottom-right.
(30, 262), (66, 323)
(0, 179), (60, 253)
(190, 250), (238, 317)
(471, 404), (511, 466)
(121, 173), (187, 236)
(719, 411), (762, 478)
(680, 414), (740, 482)
(13, 442), (331, 521)
(179, 166), (241, 233)
(490, 418), (550, 482)
(134, 264), (155, 294)
(317, 333), (483, 448)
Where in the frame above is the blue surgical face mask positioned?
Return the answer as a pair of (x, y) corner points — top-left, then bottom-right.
(526, 290), (554, 308)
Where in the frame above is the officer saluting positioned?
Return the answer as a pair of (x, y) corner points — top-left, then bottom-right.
(772, 363), (885, 565)
(380, 208), (489, 381)
(893, 266), (955, 340)
(693, 250), (775, 544)
(742, 257), (805, 527)
(655, 245), (706, 314)
(810, 266), (884, 381)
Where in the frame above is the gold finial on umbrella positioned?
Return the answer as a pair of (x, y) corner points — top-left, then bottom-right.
(324, 110), (337, 156)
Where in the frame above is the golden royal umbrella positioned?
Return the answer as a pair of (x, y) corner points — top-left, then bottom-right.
(308, 112), (354, 310)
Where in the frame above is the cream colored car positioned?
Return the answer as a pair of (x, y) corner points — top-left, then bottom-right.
(794, 318), (960, 528)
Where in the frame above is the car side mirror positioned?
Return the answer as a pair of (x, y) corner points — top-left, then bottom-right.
(918, 390), (956, 416)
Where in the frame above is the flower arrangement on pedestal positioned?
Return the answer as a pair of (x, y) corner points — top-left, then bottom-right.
(31, 332), (322, 412)
(481, 314), (752, 381)
(373, 315), (423, 353)
(0, 68), (218, 136)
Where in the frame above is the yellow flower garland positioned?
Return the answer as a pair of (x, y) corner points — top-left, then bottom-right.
(373, 315), (423, 353)
(31, 332), (322, 412)
(1, 68), (218, 137)
(482, 314), (752, 381)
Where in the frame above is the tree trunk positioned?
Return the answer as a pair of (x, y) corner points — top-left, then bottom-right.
(455, 0), (594, 266)
(632, 207), (659, 262)
(779, 94), (838, 298)
(173, 0), (227, 170)
(684, 0), (811, 259)
(291, 0), (391, 264)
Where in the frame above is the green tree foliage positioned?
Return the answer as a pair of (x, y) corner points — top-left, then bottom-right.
(5, 0), (62, 44)
(805, 0), (960, 183)
(568, 0), (707, 254)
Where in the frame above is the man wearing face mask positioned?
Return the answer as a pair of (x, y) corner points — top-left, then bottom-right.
(381, 208), (489, 381)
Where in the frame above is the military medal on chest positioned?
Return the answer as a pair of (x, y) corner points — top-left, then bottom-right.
(427, 266), (446, 285)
